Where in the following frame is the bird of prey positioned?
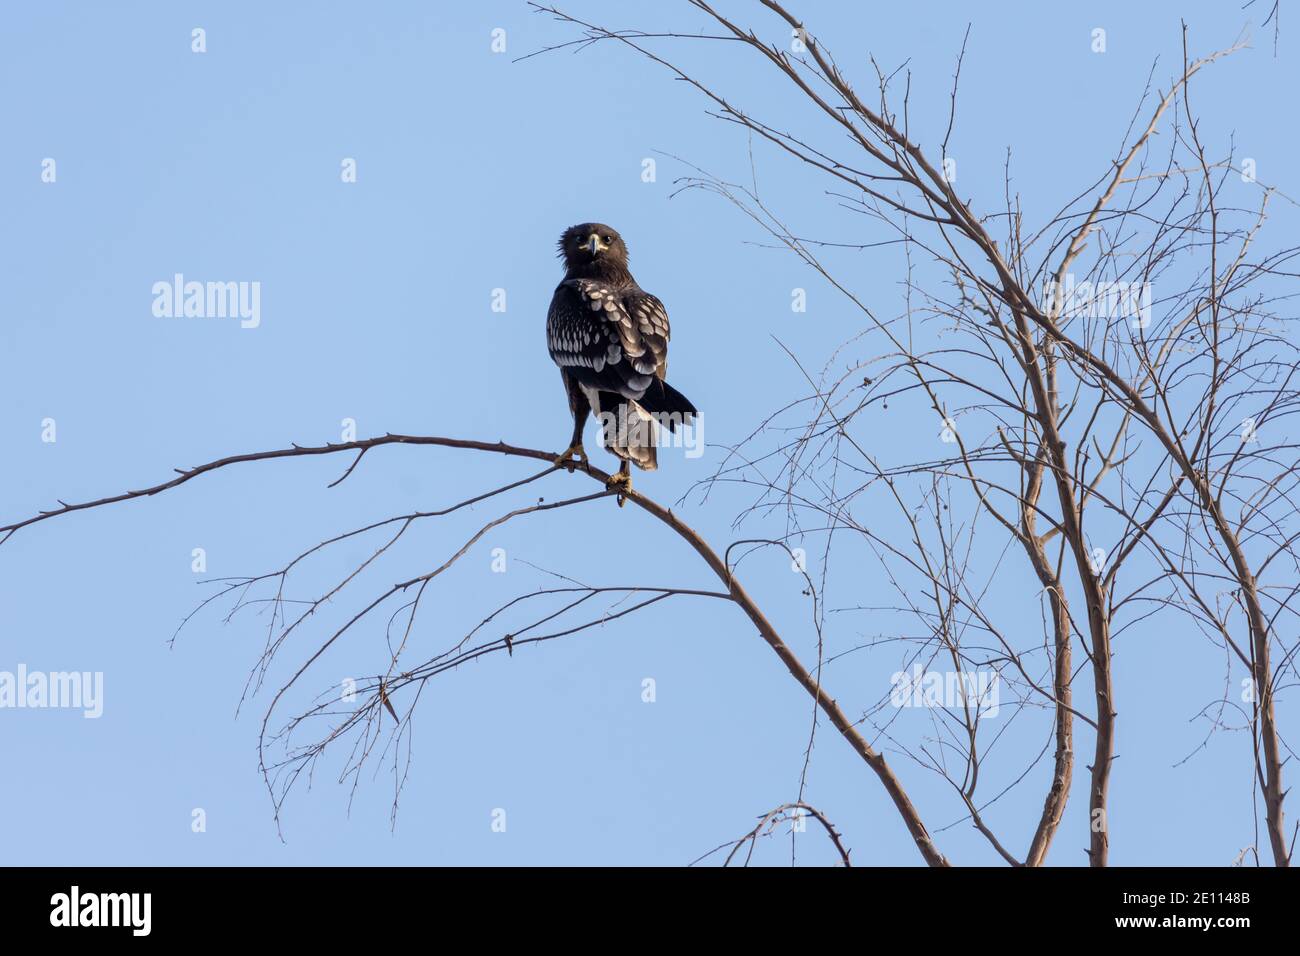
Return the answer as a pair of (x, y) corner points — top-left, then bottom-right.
(546, 223), (697, 501)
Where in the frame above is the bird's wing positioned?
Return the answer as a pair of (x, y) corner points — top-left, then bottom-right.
(546, 279), (669, 399)
(620, 288), (671, 381)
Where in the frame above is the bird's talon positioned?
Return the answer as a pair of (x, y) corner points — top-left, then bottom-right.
(553, 444), (587, 472)
(605, 471), (632, 505)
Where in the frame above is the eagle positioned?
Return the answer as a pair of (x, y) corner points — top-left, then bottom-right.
(546, 223), (697, 500)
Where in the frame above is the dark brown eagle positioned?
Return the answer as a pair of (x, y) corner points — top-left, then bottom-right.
(546, 223), (697, 498)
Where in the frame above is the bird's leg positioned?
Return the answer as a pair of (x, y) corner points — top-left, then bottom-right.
(553, 415), (588, 472)
(605, 460), (632, 506)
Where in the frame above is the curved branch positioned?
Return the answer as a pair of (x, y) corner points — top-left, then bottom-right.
(0, 434), (562, 545)
(2, 431), (950, 866)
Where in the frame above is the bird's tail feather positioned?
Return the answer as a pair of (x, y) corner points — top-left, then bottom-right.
(599, 397), (658, 472)
(636, 379), (697, 432)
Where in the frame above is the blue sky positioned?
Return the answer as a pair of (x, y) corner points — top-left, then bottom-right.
(1, 1), (1295, 866)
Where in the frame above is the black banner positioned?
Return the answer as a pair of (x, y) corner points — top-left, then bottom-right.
(0, 866), (1284, 939)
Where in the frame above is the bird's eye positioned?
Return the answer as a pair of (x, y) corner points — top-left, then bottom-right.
(603, 235), (614, 243)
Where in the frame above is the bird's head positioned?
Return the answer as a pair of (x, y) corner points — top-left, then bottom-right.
(558, 222), (629, 275)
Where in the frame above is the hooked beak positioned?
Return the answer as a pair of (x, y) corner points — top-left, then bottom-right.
(586, 234), (604, 255)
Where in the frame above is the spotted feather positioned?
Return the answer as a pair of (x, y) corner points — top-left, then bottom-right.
(546, 277), (670, 401)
